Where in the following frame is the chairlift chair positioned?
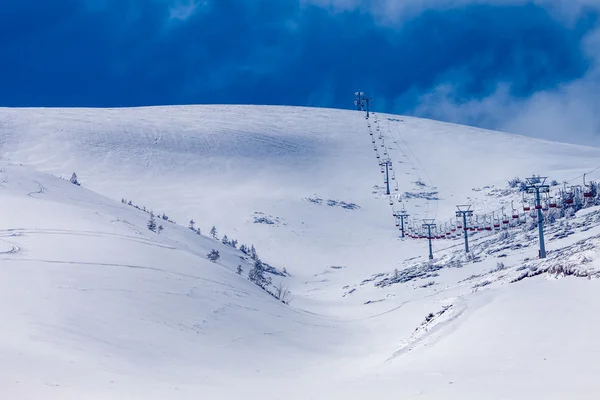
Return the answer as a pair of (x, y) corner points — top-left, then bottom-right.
(583, 173), (593, 199)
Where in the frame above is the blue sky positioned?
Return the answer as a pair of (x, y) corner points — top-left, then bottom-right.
(2, 0), (600, 142)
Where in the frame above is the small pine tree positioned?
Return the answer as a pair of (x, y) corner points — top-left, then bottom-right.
(189, 219), (195, 230)
(393, 268), (399, 279)
(222, 235), (229, 245)
(121, 198), (126, 204)
(230, 239), (238, 248)
(207, 249), (220, 262)
(157, 225), (164, 234)
(196, 228), (201, 235)
(147, 212), (157, 232)
(210, 225), (218, 239)
(248, 259), (271, 289)
(250, 245), (258, 260)
(128, 200), (133, 206)
(237, 265), (243, 275)
(70, 172), (80, 186)
(240, 244), (248, 254)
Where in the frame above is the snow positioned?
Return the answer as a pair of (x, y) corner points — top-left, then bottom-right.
(1, 105), (600, 399)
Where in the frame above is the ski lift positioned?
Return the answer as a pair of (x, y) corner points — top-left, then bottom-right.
(492, 212), (500, 229)
(583, 173), (593, 200)
(376, 153), (381, 159)
(371, 138), (375, 144)
(522, 193), (531, 211)
(391, 172), (396, 181)
(389, 197), (394, 205)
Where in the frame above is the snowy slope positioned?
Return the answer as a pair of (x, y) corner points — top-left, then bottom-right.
(2, 105), (600, 399)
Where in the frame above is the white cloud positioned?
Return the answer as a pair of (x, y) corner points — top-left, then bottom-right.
(409, 26), (600, 145)
(301, 0), (600, 24)
(168, 0), (207, 21)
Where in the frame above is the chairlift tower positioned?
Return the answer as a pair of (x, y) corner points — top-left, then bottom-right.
(396, 207), (409, 238)
(422, 219), (436, 260)
(526, 176), (550, 259)
(364, 96), (372, 119)
(380, 159), (392, 195)
(455, 205), (473, 253)
(354, 91), (365, 111)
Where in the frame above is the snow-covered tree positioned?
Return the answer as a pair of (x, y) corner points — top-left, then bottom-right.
(147, 212), (157, 232)
(210, 225), (218, 239)
(207, 249), (220, 262)
(70, 172), (80, 186)
(157, 225), (164, 234)
(250, 245), (258, 260)
(248, 259), (271, 289)
(239, 244), (248, 254)
(230, 239), (238, 248)
(222, 235), (229, 245)
(189, 219), (195, 231)
(236, 265), (243, 275)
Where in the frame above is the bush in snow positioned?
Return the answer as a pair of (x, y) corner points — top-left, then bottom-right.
(147, 212), (157, 232)
(508, 176), (522, 188)
(207, 249), (220, 262)
(70, 172), (81, 186)
(274, 281), (292, 304)
(249, 259), (271, 289)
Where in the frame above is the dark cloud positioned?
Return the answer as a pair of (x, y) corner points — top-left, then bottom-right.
(0, 0), (596, 120)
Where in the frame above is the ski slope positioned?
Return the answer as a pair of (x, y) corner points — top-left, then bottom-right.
(1, 105), (600, 399)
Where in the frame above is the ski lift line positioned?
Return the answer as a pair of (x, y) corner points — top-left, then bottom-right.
(393, 121), (438, 220)
(388, 121), (431, 219)
(566, 166), (600, 184)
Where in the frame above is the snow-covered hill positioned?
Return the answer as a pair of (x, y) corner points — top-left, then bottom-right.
(1, 105), (600, 399)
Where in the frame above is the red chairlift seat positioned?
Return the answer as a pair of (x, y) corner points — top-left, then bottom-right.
(477, 227), (484, 231)
(535, 205), (542, 210)
(549, 202), (557, 208)
(502, 219), (509, 224)
(451, 228), (456, 232)
(523, 206), (531, 211)
(566, 198), (574, 204)
(485, 226), (492, 231)
(512, 214), (519, 219)
(584, 192), (593, 198)
(395, 222), (400, 227)
(493, 223), (500, 228)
